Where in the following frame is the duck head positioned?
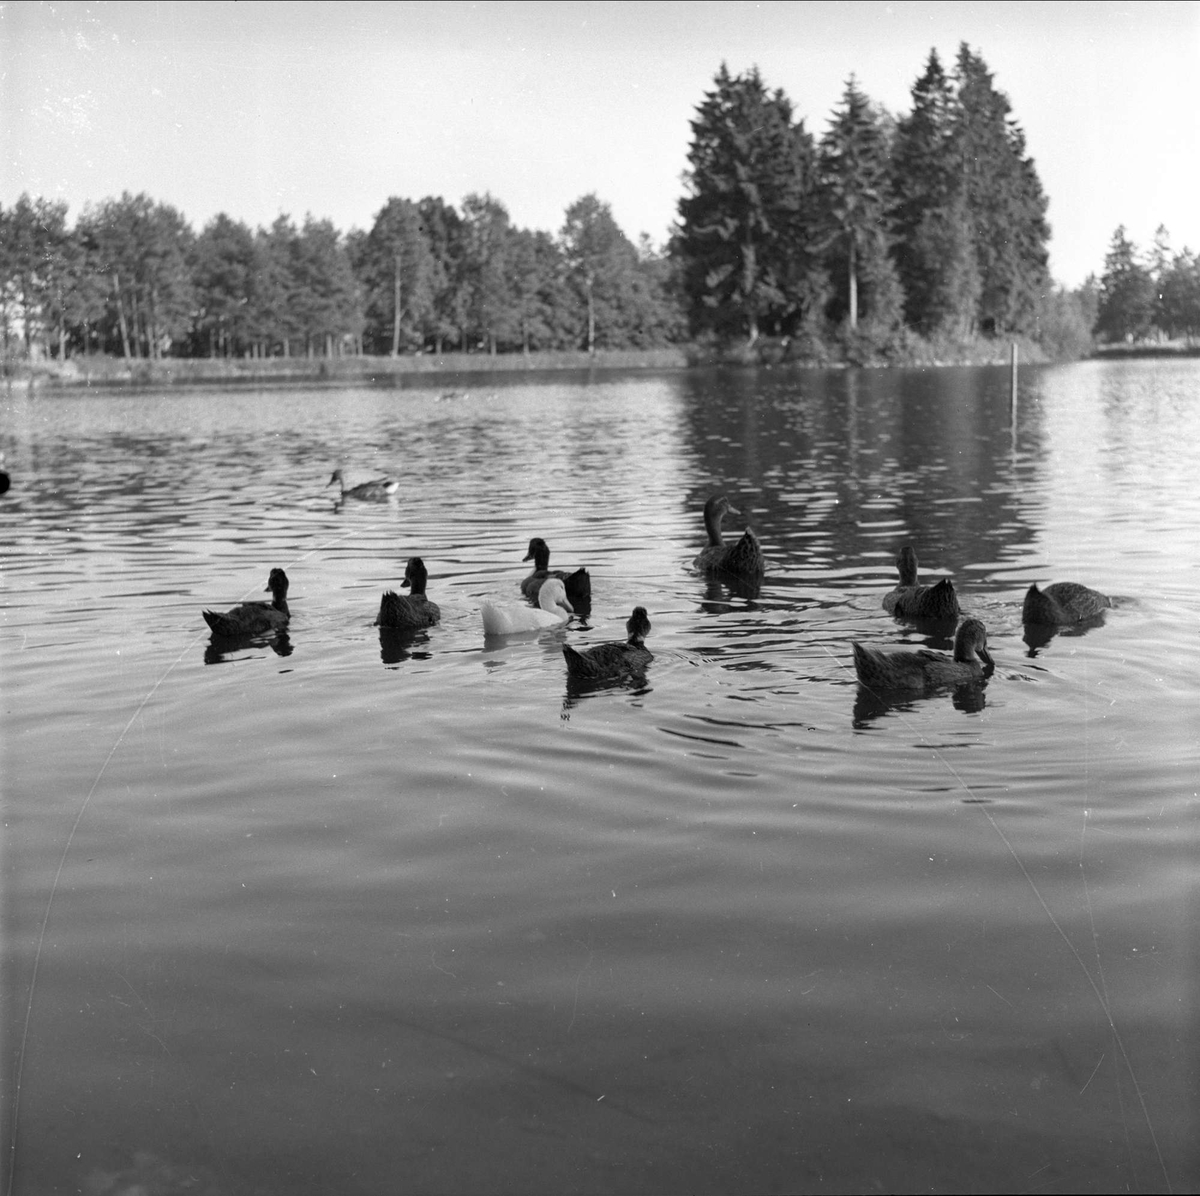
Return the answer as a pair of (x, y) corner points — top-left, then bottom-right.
(895, 545), (919, 586)
(523, 537), (551, 567)
(401, 557), (427, 592)
(264, 568), (289, 599)
(627, 606), (652, 643)
(954, 618), (994, 672)
(705, 495), (739, 521)
(537, 577), (574, 616)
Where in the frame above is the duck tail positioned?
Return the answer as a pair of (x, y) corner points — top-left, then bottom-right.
(925, 578), (960, 619)
(725, 530), (765, 577)
(562, 643), (591, 677)
(377, 590), (403, 627)
(1022, 583), (1053, 624)
(565, 567), (591, 604)
(203, 610), (235, 636)
(851, 641), (877, 685)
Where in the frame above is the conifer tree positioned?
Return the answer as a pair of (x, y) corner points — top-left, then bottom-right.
(953, 45), (1050, 334)
(819, 77), (903, 334)
(416, 197), (464, 353)
(891, 50), (979, 335)
(1158, 247), (1200, 341)
(561, 194), (649, 353)
(1096, 225), (1155, 342)
(192, 213), (259, 357)
(675, 64), (824, 345)
(361, 198), (436, 355)
(460, 193), (514, 354)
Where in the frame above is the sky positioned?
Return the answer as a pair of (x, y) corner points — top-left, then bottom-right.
(1, 0), (1197, 288)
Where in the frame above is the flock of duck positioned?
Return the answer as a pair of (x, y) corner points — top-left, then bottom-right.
(201, 482), (1112, 690)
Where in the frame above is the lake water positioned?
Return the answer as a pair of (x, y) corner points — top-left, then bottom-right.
(1, 360), (1196, 1195)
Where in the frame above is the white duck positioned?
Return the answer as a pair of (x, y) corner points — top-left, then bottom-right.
(481, 577), (574, 635)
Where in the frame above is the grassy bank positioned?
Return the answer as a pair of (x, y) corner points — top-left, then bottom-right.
(5, 347), (690, 390)
(11, 332), (1166, 392)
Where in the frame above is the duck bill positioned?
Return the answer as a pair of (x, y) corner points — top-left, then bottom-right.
(978, 647), (996, 675)
(558, 597), (575, 615)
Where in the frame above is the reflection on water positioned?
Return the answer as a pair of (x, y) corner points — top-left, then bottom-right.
(1022, 610), (1109, 655)
(2, 361), (1197, 1194)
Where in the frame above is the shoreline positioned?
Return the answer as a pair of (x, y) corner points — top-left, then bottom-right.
(6, 340), (1194, 392)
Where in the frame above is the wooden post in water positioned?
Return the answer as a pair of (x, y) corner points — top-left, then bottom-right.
(1009, 341), (1018, 422)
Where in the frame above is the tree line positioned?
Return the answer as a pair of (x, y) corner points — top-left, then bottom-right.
(1093, 225), (1200, 344)
(0, 189), (682, 362)
(3, 43), (1188, 367)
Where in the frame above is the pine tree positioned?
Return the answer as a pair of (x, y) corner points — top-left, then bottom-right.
(1096, 225), (1155, 342)
(192, 213), (259, 357)
(953, 45), (1050, 335)
(819, 77), (903, 335)
(360, 198), (436, 355)
(79, 193), (194, 358)
(459, 193), (514, 354)
(891, 50), (980, 335)
(561, 194), (655, 353)
(1158, 247), (1200, 341)
(416, 197), (464, 354)
(675, 64), (824, 345)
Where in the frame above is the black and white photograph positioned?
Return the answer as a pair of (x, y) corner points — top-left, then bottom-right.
(2, 3), (1197, 1193)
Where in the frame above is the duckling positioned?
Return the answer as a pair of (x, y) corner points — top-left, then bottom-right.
(203, 568), (290, 637)
(1023, 582), (1111, 625)
(327, 468), (399, 501)
(883, 546), (961, 619)
(482, 577), (573, 636)
(852, 618), (994, 690)
(693, 495), (765, 577)
(377, 557), (440, 630)
(520, 537), (591, 608)
(562, 607), (653, 680)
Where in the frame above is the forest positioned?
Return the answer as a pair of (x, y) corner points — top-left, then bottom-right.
(1, 44), (1196, 370)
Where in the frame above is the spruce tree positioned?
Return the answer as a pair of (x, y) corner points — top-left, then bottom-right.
(1096, 226), (1155, 342)
(953, 45), (1050, 334)
(891, 50), (979, 336)
(819, 77), (902, 335)
(675, 64), (823, 345)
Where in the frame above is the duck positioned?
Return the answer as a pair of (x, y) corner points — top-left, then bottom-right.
(377, 557), (441, 630)
(203, 568), (290, 637)
(482, 577), (573, 636)
(693, 495), (765, 577)
(883, 545), (961, 619)
(851, 617), (995, 690)
(0, 451), (9, 495)
(562, 607), (653, 680)
(1023, 582), (1111, 625)
(520, 537), (592, 608)
(327, 468), (399, 501)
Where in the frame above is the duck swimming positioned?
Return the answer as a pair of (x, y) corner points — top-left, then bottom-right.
(693, 495), (765, 577)
(482, 577), (573, 636)
(1023, 582), (1111, 625)
(883, 546), (961, 619)
(203, 568), (290, 637)
(327, 468), (399, 501)
(520, 537), (591, 608)
(377, 557), (441, 630)
(852, 618), (995, 690)
(562, 607), (653, 680)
